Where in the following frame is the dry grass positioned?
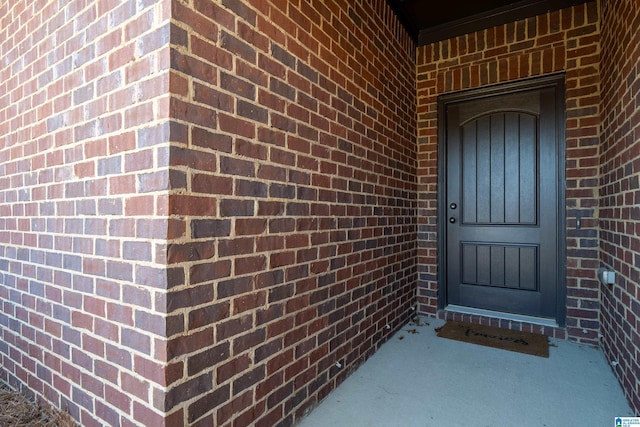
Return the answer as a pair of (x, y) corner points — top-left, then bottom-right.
(0, 382), (76, 427)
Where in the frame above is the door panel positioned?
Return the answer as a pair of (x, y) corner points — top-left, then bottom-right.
(444, 84), (562, 320)
(460, 243), (537, 290)
(461, 113), (538, 225)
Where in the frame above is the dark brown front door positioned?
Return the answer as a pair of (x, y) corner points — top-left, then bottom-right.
(441, 77), (565, 321)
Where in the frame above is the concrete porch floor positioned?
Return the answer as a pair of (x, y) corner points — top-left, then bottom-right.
(298, 318), (634, 427)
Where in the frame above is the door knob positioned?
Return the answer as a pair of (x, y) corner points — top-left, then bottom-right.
(450, 203), (457, 210)
(449, 217), (456, 223)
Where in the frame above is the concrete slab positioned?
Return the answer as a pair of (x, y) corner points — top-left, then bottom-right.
(298, 318), (634, 427)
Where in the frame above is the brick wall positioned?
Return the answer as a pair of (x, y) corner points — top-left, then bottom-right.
(8, 0), (637, 425)
(0, 1), (172, 425)
(599, 0), (640, 415)
(416, 2), (602, 342)
(164, 0), (416, 425)
(0, 0), (415, 425)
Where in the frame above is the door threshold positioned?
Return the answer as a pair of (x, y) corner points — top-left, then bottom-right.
(445, 305), (558, 328)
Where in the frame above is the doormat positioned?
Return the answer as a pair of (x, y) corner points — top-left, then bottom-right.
(436, 321), (549, 358)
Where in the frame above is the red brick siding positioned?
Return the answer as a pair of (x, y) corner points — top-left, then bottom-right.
(0, 1), (172, 425)
(166, 0), (416, 425)
(416, 3), (601, 342)
(599, 0), (640, 415)
(8, 0), (636, 424)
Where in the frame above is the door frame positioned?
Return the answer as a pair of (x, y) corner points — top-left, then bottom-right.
(436, 74), (567, 326)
